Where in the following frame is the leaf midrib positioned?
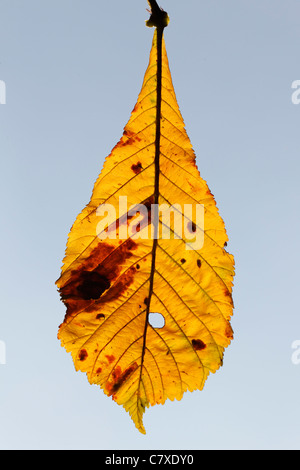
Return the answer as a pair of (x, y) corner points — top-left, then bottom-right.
(139, 28), (164, 396)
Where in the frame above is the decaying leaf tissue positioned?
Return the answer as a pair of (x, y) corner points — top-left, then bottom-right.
(56, 1), (235, 434)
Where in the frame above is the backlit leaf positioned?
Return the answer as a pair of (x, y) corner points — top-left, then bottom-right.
(56, 8), (235, 434)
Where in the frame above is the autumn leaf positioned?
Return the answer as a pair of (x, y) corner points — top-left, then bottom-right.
(56, 3), (235, 434)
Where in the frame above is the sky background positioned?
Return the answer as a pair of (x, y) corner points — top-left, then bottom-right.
(0, 0), (300, 450)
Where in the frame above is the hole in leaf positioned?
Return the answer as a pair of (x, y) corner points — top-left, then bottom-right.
(148, 312), (165, 329)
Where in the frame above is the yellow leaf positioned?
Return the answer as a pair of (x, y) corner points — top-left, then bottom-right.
(56, 15), (234, 434)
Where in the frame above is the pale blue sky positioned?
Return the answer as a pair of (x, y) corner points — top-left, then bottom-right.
(0, 0), (300, 450)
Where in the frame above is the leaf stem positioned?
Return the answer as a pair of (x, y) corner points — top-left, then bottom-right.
(146, 0), (169, 28)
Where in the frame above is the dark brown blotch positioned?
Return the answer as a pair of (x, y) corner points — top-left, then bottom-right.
(187, 221), (197, 233)
(59, 238), (138, 320)
(120, 129), (141, 147)
(110, 363), (139, 395)
(192, 339), (206, 351)
(79, 349), (88, 361)
(77, 271), (110, 300)
(131, 161), (143, 174)
(96, 313), (105, 320)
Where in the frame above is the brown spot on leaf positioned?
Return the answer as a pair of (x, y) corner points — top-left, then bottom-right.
(180, 258), (186, 264)
(106, 362), (139, 397)
(136, 264), (140, 270)
(225, 323), (234, 340)
(224, 289), (233, 305)
(78, 349), (88, 361)
(197, 259), (202, 268)
(59, 238), (138, 320)
(96, 313), (105, 320)
(192, 339), (206, 351)
(187, 221), (197, 233)
(131, 162), (143, 174)
(96, 367), (102, 374)
(77, 272), (111, 300)
(144, 297), (149, 306)
(123, 129), (135, 138)
(129, 195), (154, 234)
(105, 354), (115, 364)
(119, 129), (142, 147)
(99, 265), (136, 304)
